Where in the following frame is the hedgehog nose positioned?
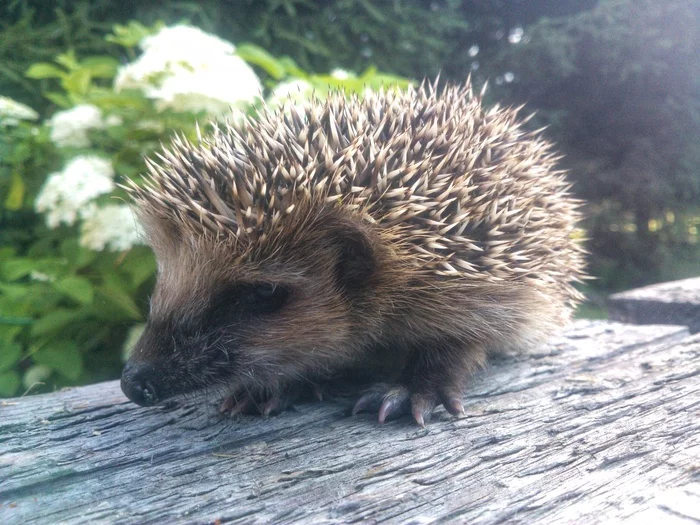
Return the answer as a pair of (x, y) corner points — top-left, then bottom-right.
(121, 362), (160, 407)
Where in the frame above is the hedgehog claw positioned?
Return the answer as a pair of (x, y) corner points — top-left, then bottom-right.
(353, 383), (464, 426)
(312, 384), (325, 402)
(262, 396), (280, 417)
(443, 397), (465, 417)
(378, 388), (411, 424)
(413, 407), (426, 428)
(219, 386), (307, 418)
(219, 395), (235, 414)
(220, 394), (256, 416)
(352, 389), (385, 416)
(410, 394), (437, 427)
(263, 390), (300, 416)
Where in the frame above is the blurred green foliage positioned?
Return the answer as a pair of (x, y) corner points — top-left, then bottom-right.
(0, 18), (410, 397)
(1, 1), (598, 112)
(485, 0), (700, 290)
(0, 23), (190, 395)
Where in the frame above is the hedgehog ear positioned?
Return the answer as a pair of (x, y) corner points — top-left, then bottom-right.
(334, 226), (375, 291)
(140, 212), (183, 260)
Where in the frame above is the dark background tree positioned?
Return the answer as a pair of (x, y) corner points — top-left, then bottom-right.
(484, 0), (700, 290)
(2, 0), (698, 295)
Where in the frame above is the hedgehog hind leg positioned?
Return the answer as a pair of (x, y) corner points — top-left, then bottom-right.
(353, 341), (486, 427)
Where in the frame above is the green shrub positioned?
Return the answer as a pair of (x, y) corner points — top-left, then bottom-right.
(0, 20), (410, 397)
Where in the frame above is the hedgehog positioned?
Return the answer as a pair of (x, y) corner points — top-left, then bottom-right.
(120, 80), (586, 427)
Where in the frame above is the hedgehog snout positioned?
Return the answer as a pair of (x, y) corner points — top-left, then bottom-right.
(121, 361), (163, 407)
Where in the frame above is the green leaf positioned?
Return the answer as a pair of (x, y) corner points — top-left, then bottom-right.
(81, 56), (119, 78)
(94, 285), (141, 320)
(120, 248), (156, 288)
(0, 342), (21, 372)
(52, 277), (94, 305)
(0, 325), (23, 346)
(107, 20), (163, 48)
(276, 57), (308, 78)
(236, 44), (286, 80)
(44, 92), (72, 108)
(361, 68), (413, 89)
(8, 140), (32, 164)
(62, 69), (92, 95)
(0, 247), (17, 260)
(55, 51), (79, 71)
(122, 323), (145, 361)
(61, 239), (98, 269)
(2, 258), (36, 280)
(33, 341), (82, 380)
(88, 89), (151, 110)
(0, 295), (30, 318)
(0, 282), (30, 300)
(1, 257), (65, 281)
(4, 172), (25, 210)
(359, 0), (388, 23)
(25, 62), (65, 79)
(23, 365), (52, 389)
(0, 316), (33, 326)
(32, 308), (85, 337)
(0, 370), (20, 397)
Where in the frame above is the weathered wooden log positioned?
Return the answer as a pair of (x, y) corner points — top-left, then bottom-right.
(1, 320), (699, 524)
(608, 276), (700, 333)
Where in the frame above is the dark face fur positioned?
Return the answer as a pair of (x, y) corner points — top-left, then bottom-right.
(120, 210), (379, 406)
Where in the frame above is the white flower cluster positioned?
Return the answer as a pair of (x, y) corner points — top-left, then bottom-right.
(114, 25), (261, 117)
(266, 70), (354, 111)
(35, 155), (115, 228)
(330, 68), (351, 80)
(49, 104), (120, 148)
(0, 96), (38, 125)
(34, 155), (142, 251)
(267, 79), (314, 111)
(80, 204), (143, 252)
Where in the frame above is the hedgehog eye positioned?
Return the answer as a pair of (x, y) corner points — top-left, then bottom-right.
(254, 283), (278, 300)
(209, 282), (290, 320)
(249, 283), (290, 312)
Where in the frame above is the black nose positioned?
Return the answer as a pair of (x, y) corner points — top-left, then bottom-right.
(121, 362), (160, 406)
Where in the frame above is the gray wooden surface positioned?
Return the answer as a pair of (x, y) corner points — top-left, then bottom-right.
(608, 276), (700, 333)
(2, 320), (700, 524)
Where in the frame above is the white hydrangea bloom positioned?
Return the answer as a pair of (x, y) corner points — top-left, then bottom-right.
(267, 79), (314, 110)
(114, 25), (261, 117)
(330, 69), (352, 80)
(80, 204), (143, 251)
(126, 25), (236, 71)
(49, 104), (105, 148)
(151, 64), (259, 115)
(0, 96), (39, 125)
(35, 155), (115, 228)
(104, 114), (123, 127)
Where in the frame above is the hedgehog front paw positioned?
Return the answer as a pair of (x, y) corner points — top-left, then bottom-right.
(218, 381), (328, 418)
(218, 389), (298, 417)
(352, 382), (465, 427)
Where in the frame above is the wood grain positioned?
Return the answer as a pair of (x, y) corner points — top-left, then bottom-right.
(1, 320), (699, 524)
(608, 277), (700, 333)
